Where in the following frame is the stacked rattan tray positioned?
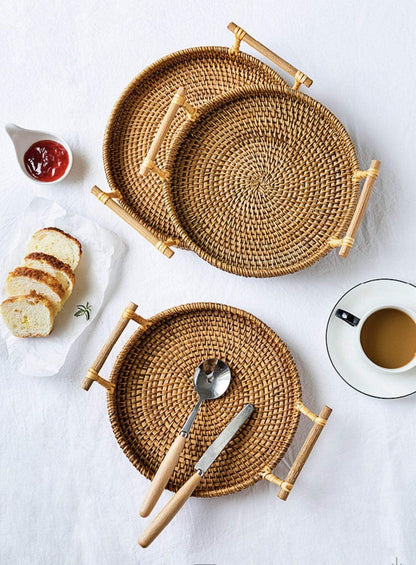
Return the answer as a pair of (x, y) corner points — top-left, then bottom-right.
(93, 22), (380, 276)
(82, 301), (331, 499)
(102, 43), (287, 250)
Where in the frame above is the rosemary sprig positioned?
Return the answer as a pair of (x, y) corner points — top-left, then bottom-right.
(74, 302), (92, 321)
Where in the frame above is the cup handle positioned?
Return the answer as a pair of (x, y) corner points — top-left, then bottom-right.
(335, 309), (360, 327)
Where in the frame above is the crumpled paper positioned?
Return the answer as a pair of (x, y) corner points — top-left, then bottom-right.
(0, 197), (124, 376)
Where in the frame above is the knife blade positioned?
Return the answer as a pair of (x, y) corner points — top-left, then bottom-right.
(195, 402), (254, 475)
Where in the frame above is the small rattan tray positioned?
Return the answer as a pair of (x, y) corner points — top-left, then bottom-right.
(96, 23), (313, 255)
(81, 302), (331, 499)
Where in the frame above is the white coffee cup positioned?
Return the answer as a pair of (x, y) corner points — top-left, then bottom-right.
(335, 305), (416, 373)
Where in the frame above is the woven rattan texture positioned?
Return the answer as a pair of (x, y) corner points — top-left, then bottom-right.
(103, 47), (287, 248)
(166, 86), (360, 276)
(107, 303), (301, 497)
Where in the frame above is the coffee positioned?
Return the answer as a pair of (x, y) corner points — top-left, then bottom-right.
(360, 308), (416, 369)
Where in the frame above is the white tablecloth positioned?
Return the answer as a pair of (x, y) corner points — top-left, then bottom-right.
(1, 2), (414, 564)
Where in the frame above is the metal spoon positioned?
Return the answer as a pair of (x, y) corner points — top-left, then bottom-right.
(140, 359), (231, 517)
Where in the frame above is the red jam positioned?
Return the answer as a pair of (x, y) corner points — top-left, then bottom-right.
(24, 139), (69, 182)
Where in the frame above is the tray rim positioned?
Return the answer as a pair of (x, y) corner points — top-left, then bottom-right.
(106, 301), (302, 497)
(163, 85), (361, 277)
(102, 45), (288, 248)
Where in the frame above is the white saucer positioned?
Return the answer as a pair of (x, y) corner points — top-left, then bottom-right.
(326, 278), (416, 399)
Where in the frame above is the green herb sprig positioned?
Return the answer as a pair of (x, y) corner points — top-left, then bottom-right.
(74, 302), (92, 321)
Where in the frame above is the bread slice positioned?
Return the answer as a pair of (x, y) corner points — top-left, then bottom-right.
(23, 252), (74, 301)
(27, 227), (82, 270)
(1, 292), (54, 337)
(6, 267), (65, 312)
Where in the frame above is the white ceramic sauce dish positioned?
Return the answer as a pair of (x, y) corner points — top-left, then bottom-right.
(5, 123), (73, 184)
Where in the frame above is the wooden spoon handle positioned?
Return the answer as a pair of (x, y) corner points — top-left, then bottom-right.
(138, 472), (202, 548)
(140, 434), (187, 517)
(140, 434), (186, 518)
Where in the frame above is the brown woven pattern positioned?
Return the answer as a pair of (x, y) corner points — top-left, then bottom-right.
(165, 86), (360, 276)
(103, 47), (287, 248)
(107, 303), (301, 497)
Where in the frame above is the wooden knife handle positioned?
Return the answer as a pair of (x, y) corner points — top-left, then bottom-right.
(138, 472), (202, 548)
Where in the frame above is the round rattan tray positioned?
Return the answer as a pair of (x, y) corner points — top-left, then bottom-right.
(144, 85), (363, 277)
(103, 46), (287, 249)
(96, 23), (379, 268)
(82, 302), (331, 499)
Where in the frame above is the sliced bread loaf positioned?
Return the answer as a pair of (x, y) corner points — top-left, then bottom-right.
(27, 227), (82, 270)
(6, 267), (65, 312)
(23, 252), (74, 301)
(1, 292), (54, 337)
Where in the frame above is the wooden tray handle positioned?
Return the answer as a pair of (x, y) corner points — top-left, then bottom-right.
(139, 86), (198, 179)
(262, 402), (332, 500)
(138, 472), (202, 548)
(329, 160), (381, 258)
(227, 22), (312, 90)
(90, 186), (176, 258)
(81, 302), (148, 392)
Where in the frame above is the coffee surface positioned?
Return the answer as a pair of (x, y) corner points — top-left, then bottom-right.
(360, 308), (416, 369)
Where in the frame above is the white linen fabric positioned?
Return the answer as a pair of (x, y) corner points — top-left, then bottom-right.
(0, 1), (415, 564)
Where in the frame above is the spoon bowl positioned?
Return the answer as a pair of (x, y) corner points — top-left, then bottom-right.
(5, 123), (73, 184)
(193, 358), (232, 401)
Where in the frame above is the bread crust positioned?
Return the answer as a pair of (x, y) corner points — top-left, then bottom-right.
(8, 267), (65, 300)
(24, 252), (75, 284)
(33, 227), (82, 255)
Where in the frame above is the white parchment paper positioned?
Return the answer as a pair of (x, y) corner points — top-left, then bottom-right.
(0, 198), (124, 376)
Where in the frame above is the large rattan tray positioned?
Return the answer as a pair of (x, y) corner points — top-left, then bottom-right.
(81, 302), (331, 499)
(94, 23), (380, 273)
(94, 22), (313, 255)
